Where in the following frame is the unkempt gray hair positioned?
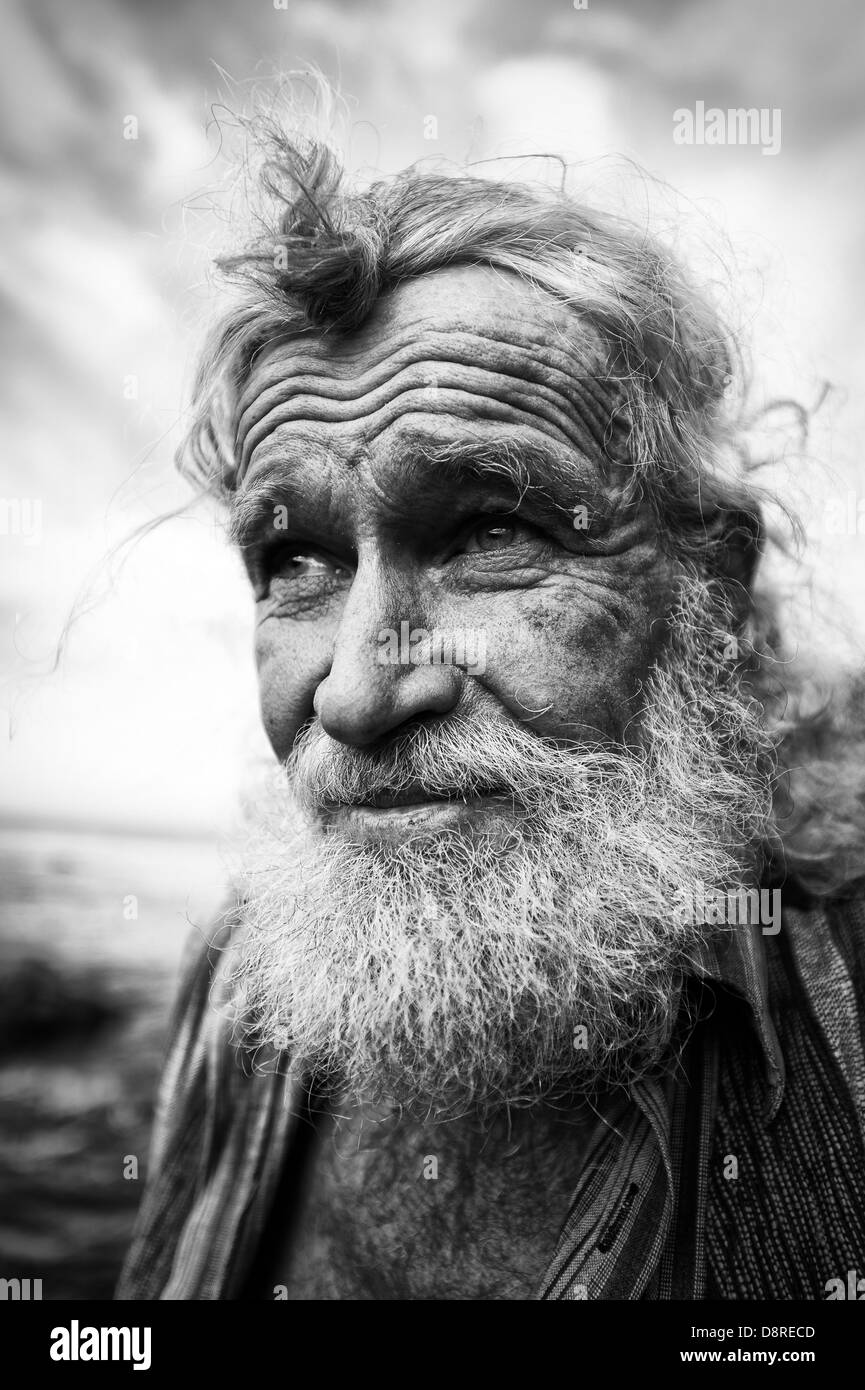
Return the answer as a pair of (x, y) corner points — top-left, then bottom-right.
(180, 116), (765, 611)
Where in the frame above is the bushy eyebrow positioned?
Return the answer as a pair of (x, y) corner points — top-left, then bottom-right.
(230, 467), (304, 551)
(407, 437), (591, 507)
(228, 436), (606, 550)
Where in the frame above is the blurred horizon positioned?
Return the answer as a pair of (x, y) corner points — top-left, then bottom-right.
(2, 0), (865, 837)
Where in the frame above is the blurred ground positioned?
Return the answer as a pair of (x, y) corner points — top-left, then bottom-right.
(0, 827), (226, 1298)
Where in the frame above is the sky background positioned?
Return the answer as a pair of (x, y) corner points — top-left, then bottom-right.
(2, 0), (864, 835)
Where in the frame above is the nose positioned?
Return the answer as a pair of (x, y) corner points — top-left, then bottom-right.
(313, 562), (464, 747)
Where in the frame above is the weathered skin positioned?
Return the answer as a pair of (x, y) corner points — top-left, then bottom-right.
(265, 1099), (606, 1301)
(236, 265), (676, 760)
(235, 265), (679, 1299)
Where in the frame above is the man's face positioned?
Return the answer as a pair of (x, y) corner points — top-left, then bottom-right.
(235, 265), (676, 838)
(228, 266), (772, 1114)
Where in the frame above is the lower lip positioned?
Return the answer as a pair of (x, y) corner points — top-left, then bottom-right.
(326, 795), (514, 843)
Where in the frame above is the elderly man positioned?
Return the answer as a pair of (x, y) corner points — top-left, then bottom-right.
(117, 129), (865, 1302)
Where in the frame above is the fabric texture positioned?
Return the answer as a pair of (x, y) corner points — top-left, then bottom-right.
(115, 881), (865, 1301)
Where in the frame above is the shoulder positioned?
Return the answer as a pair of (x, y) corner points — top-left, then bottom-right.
(149, 902), (241, 1080)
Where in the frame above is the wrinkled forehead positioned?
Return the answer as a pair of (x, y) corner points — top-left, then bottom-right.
(235, 265), (625, 488)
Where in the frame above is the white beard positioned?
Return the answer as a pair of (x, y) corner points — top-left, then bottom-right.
(227, 578), (775, 1117)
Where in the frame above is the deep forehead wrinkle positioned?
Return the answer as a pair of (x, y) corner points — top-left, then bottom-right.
(235, 298), (626, 486)
(236, 336), (623, 484)
(237, 313), (616, 421)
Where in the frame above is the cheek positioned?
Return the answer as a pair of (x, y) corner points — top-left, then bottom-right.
(478, 588), (670, 741)
(255, 619), (330, 759)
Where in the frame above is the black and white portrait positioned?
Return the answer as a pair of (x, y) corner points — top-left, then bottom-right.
(2, 0), (864, 1349)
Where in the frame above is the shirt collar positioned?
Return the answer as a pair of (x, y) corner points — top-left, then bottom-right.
(689, 915), (785, 1120)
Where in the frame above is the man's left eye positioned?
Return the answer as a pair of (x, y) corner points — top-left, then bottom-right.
(463, 518), (535, 553)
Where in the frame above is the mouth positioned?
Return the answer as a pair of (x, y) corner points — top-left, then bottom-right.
(361, 781), (501, 810)
(320, 784), (516, 842)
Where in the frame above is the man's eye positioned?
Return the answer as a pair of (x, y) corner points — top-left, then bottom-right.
(260, 548), (350, 594)
(274, 551), (339, 579)
(463, 518), (535, 553)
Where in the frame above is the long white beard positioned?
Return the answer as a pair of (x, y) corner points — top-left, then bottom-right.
(227, 579), (776, 1116)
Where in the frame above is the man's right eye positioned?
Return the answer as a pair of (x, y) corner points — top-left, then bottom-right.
(257, 547), (352, 602)
(272, 551), (340, 579)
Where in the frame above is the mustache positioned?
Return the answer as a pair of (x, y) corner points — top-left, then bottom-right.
(285, 713), (630, 814)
